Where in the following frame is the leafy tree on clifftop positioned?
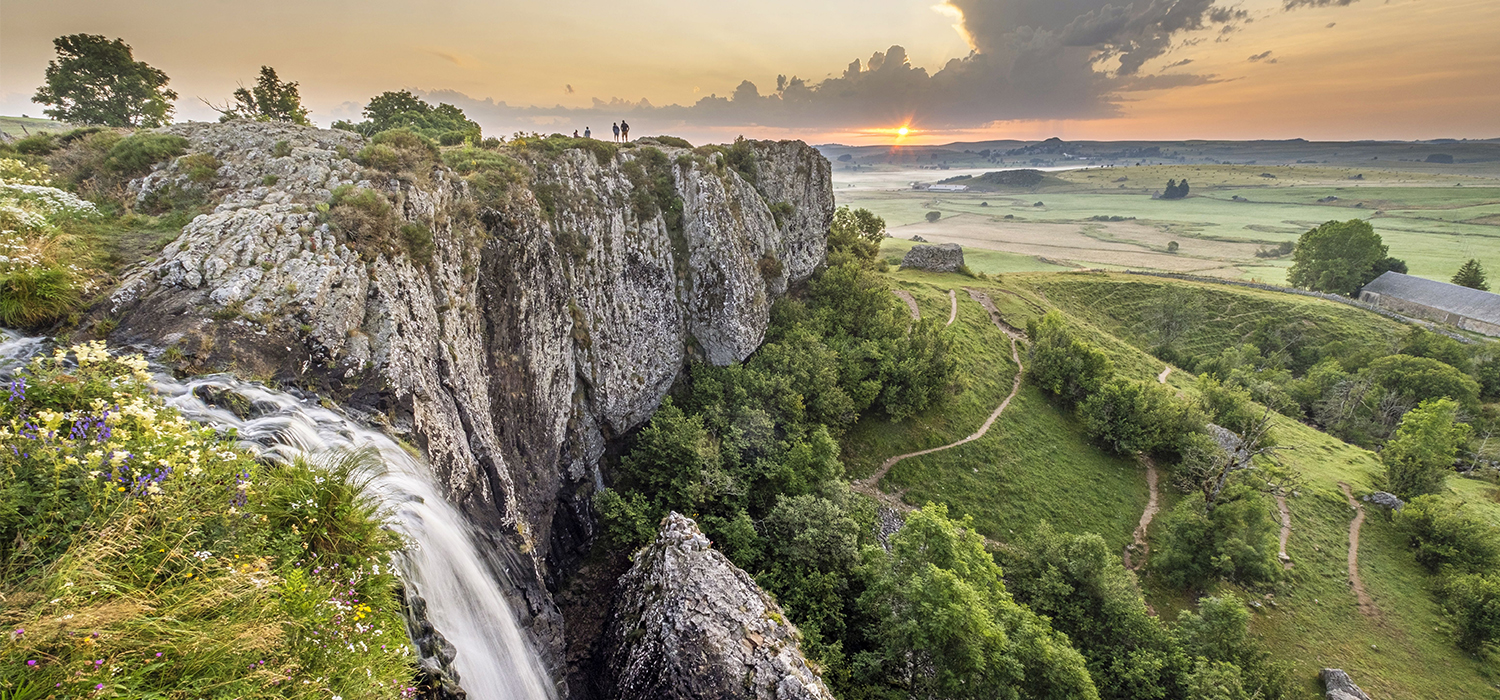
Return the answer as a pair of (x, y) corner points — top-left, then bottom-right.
(210, 66), (310, 125)
(1452, 258), (1490, 291)
(1286, 219), (1390, 296)
(32, 34), (177, 127)
(333, 90), (481, 144)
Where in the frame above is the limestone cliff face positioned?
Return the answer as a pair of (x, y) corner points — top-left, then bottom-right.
(602, 513), (834, 700)
(105, 121), (833, 677)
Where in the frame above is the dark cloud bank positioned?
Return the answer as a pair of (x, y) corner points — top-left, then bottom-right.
(424, 0), (1353, 133)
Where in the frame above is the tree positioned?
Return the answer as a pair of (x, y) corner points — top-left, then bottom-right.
(827, 206), (886, 263)
(1027, 311), (1115, 406)
(1382, 398), (1471, 499)
(1452, 258), (1490, 291)
(858, 504), (1099, 700)
(925, 210), (942, 223)
(31, 34), (177, 127)
(333, 90), (481, 143)
(1363, 354), (1481, 414)
(1079, 378), (1204, 457)
(1161, 179), (1189, 200)
(1286, 219), (1389, 296)
(210, 66), (310, 124)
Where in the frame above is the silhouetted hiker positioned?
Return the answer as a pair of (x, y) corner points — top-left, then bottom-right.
(620, 120), (630, 142)
(584, 126), (591, 139)
(573, 130), (579, 138)
(612, 123), (620, 142)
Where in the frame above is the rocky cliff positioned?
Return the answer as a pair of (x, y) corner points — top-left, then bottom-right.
(103, 120), (833, 685)
(601, 513), (834, 700)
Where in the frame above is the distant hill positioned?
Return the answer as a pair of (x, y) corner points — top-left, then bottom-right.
(937, 169), (1049, 190)
(0, 115), (78, 139)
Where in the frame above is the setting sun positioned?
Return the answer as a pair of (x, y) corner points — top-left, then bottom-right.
(897, 126), (909, 136)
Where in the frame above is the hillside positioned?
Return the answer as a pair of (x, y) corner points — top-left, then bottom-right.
(840, 267), (1500, 697)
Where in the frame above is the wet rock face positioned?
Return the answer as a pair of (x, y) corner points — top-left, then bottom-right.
(602, 513), (835, 700)
(900, 243), (964, 272)
(103, 121), (833, 680)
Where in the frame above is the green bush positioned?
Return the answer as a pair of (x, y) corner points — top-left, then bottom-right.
(357, 128), (438, 173)
(399, 222), (435, 265)
(14, 133), (58, 156)
(1394, 495), (1500, 573)
(1383, 398), (1471, 499)
(651, 135), (693, 148)
(102, 133), (190, 177)
(1151, 484), (1283, 589)
(0, 265), (79, 329)
(272, 139), (293, 158)
(1026, 311), (1114, 406)
(179, 152), (220, 183)
(325, 185), (398, 255)
(1435, 572), (1500, 652)
(1080, 377), (1204, 458)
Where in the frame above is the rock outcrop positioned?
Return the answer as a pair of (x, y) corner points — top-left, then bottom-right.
(101, 120), (834, 681)
(601, 513), (834, 700)
(1362, 492), (1405, 511)
(900, 242), (963, 272)
(1320, 668), (1372, 700)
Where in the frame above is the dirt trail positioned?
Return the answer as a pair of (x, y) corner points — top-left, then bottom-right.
(893, 290), (920, 320)
(1124, 457), (1160, 570)
(1157, 366), (1172, 383)
(1276, 493), (1294, 569)
(1339, 482), (1376, 616)
(852, 289), (1024, 513)
(946, 289), (958, 326)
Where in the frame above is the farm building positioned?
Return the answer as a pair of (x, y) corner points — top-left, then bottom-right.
(1358, 271), (1500, 336)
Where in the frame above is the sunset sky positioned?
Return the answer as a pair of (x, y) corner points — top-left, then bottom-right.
(2, 0), (1497, 144)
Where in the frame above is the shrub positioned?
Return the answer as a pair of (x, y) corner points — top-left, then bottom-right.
(1152, 485), (1283, 589)
(0, 265), (79, 329)
(1383, 398), (1471, 499)
(399, 222), (435, 265)
(1080, 378), (1204, 457)
(358, 128), (438, 173)
(325, 185), (398, 255)
(179, 152), (220, 183)
(14, 133), (58, 156)
(1436, 572), (1500, 652)
(272, 139), (292, 158)
(1394, 495), (1500, 573)
(1026, 311), (1114, 406)
(758, 252), (784, 278)
(925, 210), (941, 222)
(652, 135), (693, 148)
(102, 132), (189, 177)
(769, 200), (794, 227)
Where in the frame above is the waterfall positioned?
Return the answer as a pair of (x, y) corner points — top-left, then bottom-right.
(0, 331), (557, 700)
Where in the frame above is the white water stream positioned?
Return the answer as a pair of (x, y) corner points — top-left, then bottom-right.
(0, 331), (556, 700)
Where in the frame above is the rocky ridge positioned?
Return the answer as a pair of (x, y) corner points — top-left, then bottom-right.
(102, 120), (834, 684)
(601, 513), (834, 700)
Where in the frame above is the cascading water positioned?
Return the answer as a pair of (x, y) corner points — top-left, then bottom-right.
(0, 331), (556, 700)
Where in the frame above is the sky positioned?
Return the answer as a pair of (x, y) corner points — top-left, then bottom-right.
(2, 0), (1497, 145)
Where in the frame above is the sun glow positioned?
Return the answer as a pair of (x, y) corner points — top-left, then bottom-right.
(897, 126), (910, 136)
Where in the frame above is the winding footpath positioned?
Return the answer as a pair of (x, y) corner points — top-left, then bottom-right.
(946, 289), (958, 327)
(893, 290), (921, 320)
(852, 289), (1024, 513)
(1338, 482), (1376, 616)
(1276, 493), (1294, 569)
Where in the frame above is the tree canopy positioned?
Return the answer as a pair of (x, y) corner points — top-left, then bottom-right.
(1286, 219), (1393, 296)
(1452, 258), (1490, 291)
(332, 90), (481, 144)
(31, 34), (177, 127)
(1161, 179), (1190, 200)
(212, 66), (310, 125)
(1383, 398), (1471, 499)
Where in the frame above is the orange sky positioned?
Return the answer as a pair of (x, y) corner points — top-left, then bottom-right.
(1, 0), (1495, 143)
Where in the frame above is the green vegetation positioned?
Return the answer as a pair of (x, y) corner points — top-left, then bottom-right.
(31, 35), (176, 127)
(827, 206), (886, 264)
(0, 343), (413, 698)
(1161, 178), (1190, 200)
(333, 91), (481, 144)
(1383, 398), (1472, 498)
(357, 129), (439, 175)
(1453, 258), (1490, 290)
(1286, 219), (1399, 296)
(209, 66), (309, 125)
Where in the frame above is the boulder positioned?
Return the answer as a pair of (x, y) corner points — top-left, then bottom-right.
(602, 512), (834, 700)
(901, 243), (964, 273)
(1320, 668), (1372, 700)
(1363, 492), (1405, 511)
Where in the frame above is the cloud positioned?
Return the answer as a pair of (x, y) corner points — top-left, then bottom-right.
(407, 0), (1257, 132)
(1284, 0), (1358, 8)
(1162, 58), (1195, 69)
(1248, 50), (1273, 61)
(1326, 22), (1337, 27)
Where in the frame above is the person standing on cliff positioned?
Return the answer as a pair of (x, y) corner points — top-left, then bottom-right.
(612, 123), (620, 142)
(620, 119), (630, 142)
(584, 126), (591, 139)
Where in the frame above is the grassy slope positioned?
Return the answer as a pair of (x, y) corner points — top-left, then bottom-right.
(847, 267), (1500, 697)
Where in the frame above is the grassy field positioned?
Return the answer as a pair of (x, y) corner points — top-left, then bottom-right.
(844, 265), (1500, 697)
(0, 115), (76, 138)
(843, 160), (1500, 284)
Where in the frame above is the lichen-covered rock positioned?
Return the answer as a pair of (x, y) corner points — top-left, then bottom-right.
(900, 242), (963, 272)
(1363, 492), (1405, 511)
(100, 121), (834, 680)
(1320, 668), (1372, 700)
(602, 513), (834, 700)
